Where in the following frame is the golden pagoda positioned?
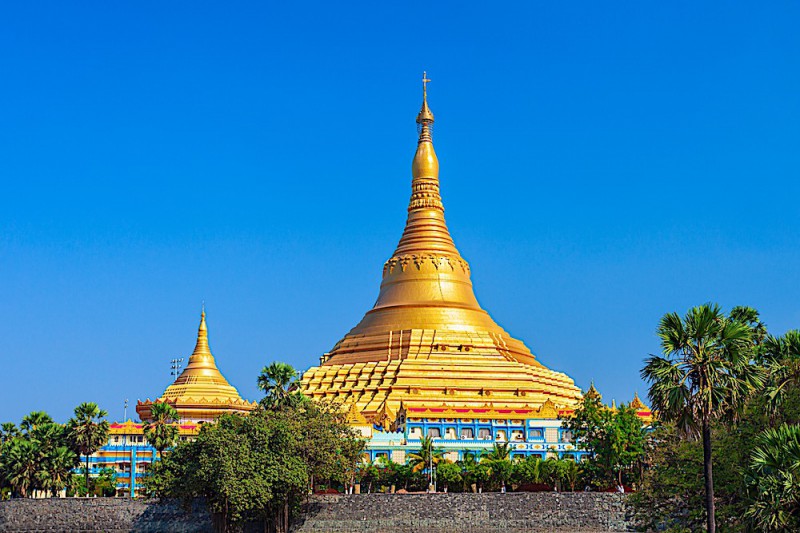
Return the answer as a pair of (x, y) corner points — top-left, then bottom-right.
(300, 75), (582, 427)
(137, 309), (256, 422)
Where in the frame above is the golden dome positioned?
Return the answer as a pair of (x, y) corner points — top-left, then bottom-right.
(136, 309), (256, 422)
(300, 76), (581, 423)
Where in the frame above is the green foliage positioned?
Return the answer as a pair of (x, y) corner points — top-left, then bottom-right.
(69, 467), (117, 497)
(257, 362), (298, 409)
(481, 443), (514, 490)
(435, 461), (463, 491)
(629, 424), (706, 531)
(512, 455), (543, 486)
(562, 394), (648, 487)
(0, 410), (82, 498)
(0, 422), (20, 444)
(641, 303), (764, 533)
(143, 402), (179, 459)
(761, 330), (800, 413)
(634, 310), (800, 532)
(460, 453), (490, 492)
(540, 457), (580, 491)
(387, 461), (428, 491)
(67, 402), (110, 495)
(20, 412), (53, 434)
(2, 438), (38, 497)
(148, 389), (364, 531)
(406, 436), (444, 474)
(742, 423), (800, 531)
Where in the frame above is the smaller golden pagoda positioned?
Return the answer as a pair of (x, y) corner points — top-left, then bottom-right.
(136, 309), (256, 423)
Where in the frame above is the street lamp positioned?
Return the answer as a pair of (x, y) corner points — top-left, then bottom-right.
(429, 436), (437, 493)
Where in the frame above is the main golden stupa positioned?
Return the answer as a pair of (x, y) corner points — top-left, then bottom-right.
(299, 76), (581, 426)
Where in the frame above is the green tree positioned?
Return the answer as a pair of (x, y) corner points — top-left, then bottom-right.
(2, 438), (38, 497)
(257, 362), (298, 409)
(560, 458), (580, 492)
(629, 423), (706, 531)
(461, 454), (490, 493)
(37, 446), (77, 496)
(407, 436), (443, 489)
(148, 400), (363, 532)
(143, 402), (180, 460)
(0, 422), (20, 444)
(67, 402), (110, 497)
(482, 442), (513, 492)
(743, 423), (800, 531)
(436, 461), (463, 492)
(563, 394), (648, 487)
(642, 304), (764, 533)
(761, 330), (800, 412)
(540, 457), (561, 490)
(20, 412), (53, 434)
(512, 455), (543, 486)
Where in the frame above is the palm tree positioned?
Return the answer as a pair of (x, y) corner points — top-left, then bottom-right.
(20, 412), (53, 434)
(513, 455), (543, 486)
(3, 438), (38, 497)
(482, 442), (513, 492)
(143, 402), (180, 460)
(257, 362), (298, 409)
(761, 330), (800, 412)
(0, 422), (20, 444)
(407, 436), (443, 489)
(730, 306), (768, 346)
(67, 402), (109, 496)
(37, 446), (77, 497)
(540, 457), (562, 491)
(560, 459), (580, 492)
(743, 423), (800, 531)
(641, 304), (763, 533)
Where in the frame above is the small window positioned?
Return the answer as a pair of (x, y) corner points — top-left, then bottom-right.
(561, 430), (573, 443)
(427, 427), (441, 438)
(460, 428), (474, 439)
(478, 428), (491, 439)
(528, 429), (543, 439)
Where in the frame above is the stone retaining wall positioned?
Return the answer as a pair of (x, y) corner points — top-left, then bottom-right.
(0, 493), (633, 532)
(293, 493), (634, 532)
(0, 498), (212, 533)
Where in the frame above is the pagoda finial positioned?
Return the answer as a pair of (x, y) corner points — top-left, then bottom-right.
(585, 381), (602, 401)
(193, 306), (210, 357)
(416, 71), (434, 129)
(630, 391), (646, 410)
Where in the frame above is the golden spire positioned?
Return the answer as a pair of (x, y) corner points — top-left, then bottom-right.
(585, 381), (602, 401)
(395, 71), (457, 257)
(416, 71), (434, 131)
(630, 391), (646, 410)
(191, 307), (211, 360)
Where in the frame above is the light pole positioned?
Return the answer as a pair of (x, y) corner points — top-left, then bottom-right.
(429, 436), (437, 492)
(170, 357), (184, 378)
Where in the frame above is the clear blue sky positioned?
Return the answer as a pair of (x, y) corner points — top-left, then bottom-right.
(1, 2), (798, 423)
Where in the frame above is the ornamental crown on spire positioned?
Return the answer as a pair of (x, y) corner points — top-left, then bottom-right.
(416, 71), (434, 125)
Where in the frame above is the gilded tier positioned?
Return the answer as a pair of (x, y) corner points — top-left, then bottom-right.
(299, 77), (582, 423)
(136, 310), (256, 422)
